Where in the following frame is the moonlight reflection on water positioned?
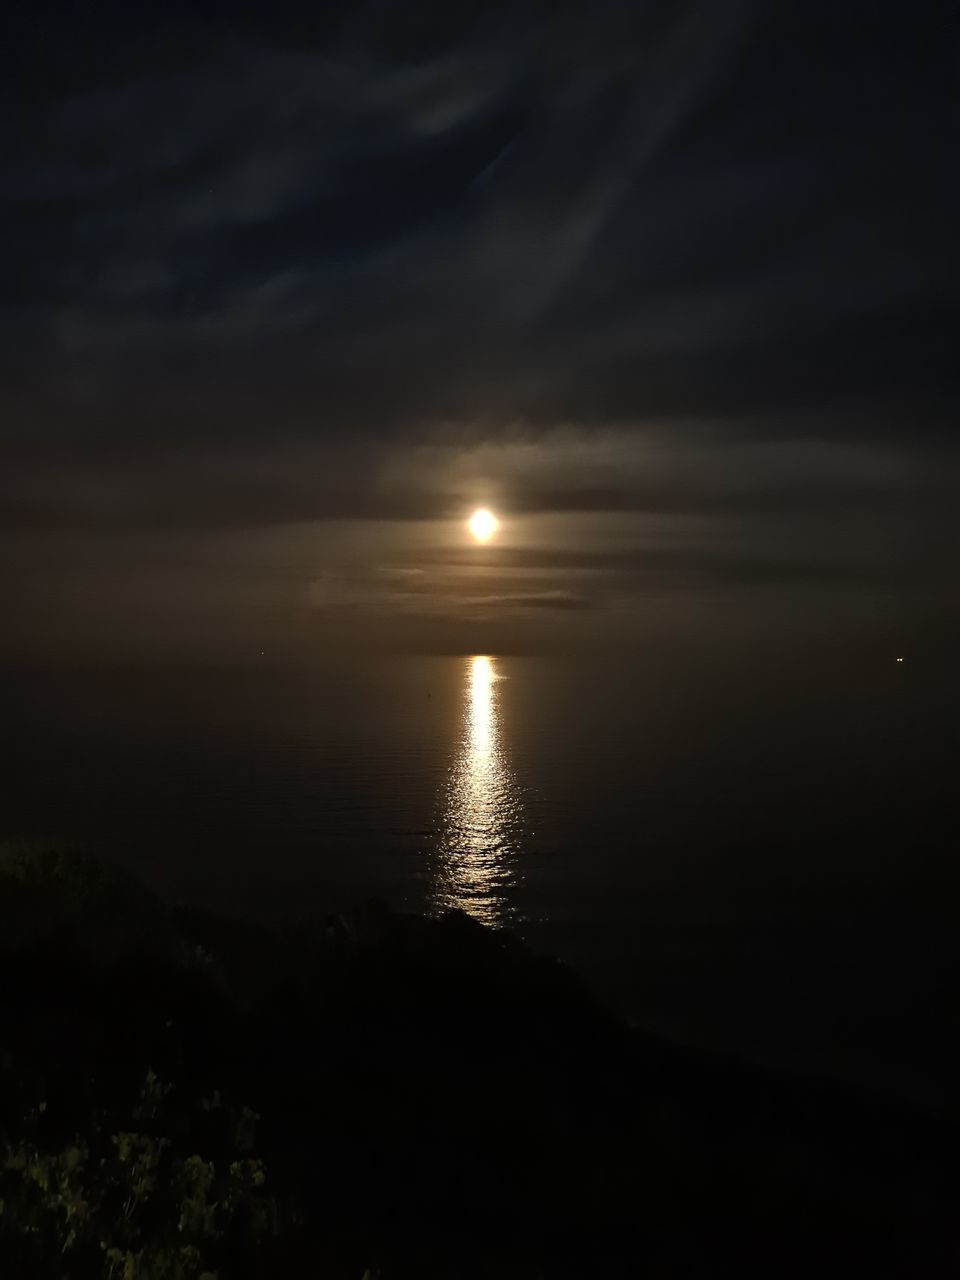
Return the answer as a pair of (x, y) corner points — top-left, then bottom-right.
(432, 656), (525, 926)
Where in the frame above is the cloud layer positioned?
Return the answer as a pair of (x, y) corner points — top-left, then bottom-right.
(1, 0), (957, 657)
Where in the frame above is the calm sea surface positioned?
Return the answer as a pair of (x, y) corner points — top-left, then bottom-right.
(2, 654), (957, 1102)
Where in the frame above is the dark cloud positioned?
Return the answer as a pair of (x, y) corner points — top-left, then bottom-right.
(406, 546), (907, 587)
(1, 0), (957, 658)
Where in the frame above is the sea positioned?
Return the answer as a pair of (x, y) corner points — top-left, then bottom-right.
(2, 652), (957, 1106)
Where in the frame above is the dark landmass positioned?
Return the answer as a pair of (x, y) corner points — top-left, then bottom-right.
(1, 851), (956, 1278)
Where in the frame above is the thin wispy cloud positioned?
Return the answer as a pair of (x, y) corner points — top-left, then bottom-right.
(1, 0), (956, 659)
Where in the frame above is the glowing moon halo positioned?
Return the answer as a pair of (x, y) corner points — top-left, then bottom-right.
(468, 508), (499, 543)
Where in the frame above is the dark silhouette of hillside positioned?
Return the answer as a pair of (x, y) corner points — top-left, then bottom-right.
(1, 851), (956, 1277)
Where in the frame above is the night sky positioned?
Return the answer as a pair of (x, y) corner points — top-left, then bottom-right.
(3, 0), (958, 662)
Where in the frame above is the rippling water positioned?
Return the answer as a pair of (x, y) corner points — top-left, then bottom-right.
(432, 656), (526, 926)
(2, 652), (958, 1100)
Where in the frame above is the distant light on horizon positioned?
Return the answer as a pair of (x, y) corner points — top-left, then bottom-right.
(468, 508), (499, 543)
(896, 656), (904, 663)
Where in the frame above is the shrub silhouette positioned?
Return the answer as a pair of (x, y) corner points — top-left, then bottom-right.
(1, 1071), (279, 1279)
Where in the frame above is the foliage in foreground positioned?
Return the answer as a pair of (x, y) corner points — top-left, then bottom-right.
(2, 847), (957, 1278)
(1, 1071), (279, 1280)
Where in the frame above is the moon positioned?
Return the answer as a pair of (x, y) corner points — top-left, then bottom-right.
(468, 508), (499, 543)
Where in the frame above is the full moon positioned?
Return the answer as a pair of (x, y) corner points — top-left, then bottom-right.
(468, 508), (499, 543)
